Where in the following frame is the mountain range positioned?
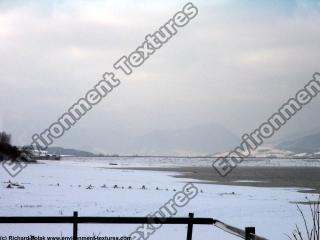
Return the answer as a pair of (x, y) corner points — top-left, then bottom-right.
(278, 132), (320, 154)
(47, 147), (96, 157)
(48, 127), (320, 158)
(130, 123), (239, 155)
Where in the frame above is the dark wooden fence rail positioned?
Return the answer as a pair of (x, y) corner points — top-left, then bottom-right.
(0, 212), (268, 240)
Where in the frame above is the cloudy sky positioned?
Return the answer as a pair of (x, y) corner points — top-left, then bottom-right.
(1, 0), (320, 153)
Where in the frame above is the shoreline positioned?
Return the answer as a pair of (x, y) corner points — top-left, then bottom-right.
(117, 166), (320, 193)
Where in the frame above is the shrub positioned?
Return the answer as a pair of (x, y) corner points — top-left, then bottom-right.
(287, 195), (320, 240)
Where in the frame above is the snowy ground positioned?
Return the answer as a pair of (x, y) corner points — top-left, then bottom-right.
(0, 158), (319, 239)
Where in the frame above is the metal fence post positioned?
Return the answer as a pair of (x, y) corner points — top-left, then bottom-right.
(73, 211), (78, 240)
(186, 213), (194, 240)
(245, 227), (255, 240)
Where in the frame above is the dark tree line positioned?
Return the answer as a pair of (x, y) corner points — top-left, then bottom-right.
(0, 131), (26, 160)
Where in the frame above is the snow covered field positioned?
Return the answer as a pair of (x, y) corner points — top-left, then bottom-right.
(0, 158), (319, 239)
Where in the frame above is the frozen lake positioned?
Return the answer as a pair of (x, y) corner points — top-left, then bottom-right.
(0, 157), (319, 239)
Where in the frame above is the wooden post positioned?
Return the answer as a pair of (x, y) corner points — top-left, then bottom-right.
(245, 227), (255, 240)
(73, 211), (78, 240)
(186, 213), (194, 240)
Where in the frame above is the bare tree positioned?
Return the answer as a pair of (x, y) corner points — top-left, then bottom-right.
(286, 195), (320, 240)
(0, 131), (11, 145)
(0, 131), (28, 161)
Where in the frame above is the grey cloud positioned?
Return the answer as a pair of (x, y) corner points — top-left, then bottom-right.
(1, 1), (320, 153)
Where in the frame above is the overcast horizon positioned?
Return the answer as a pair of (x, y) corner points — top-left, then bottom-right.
(1, 0), (320, 153)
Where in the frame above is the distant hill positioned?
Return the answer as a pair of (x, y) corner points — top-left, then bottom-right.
(47, 147), (96, 157)
(46, 123), (239, 156)
(278, 132), (320, 154)
(130, 123), (239, 155)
